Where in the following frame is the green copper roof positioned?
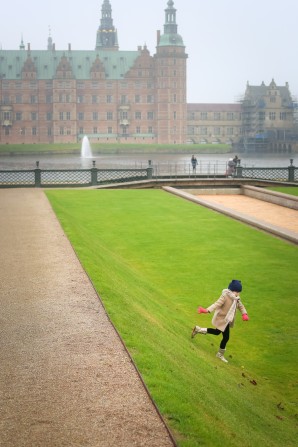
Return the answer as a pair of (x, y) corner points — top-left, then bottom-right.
(0, 49), (140, 80)
(158, 33), (184, 47)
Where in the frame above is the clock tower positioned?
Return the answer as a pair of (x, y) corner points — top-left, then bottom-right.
(95, 0), (119, 50)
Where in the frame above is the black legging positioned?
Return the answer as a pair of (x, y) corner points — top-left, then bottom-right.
(207, 324), (230, 349)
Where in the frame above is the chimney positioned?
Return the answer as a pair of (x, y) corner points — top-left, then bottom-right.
(68, 43), (71, 51)
(27, 43), (31, 51)
(157, 30), (160, 45)
(52, 43), (55, 51)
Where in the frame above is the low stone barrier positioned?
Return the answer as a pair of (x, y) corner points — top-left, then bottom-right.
(242, 185), (298, 210)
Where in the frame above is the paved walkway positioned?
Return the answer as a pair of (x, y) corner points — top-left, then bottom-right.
(196, 194), (298, 234)
(0, 189), (174, 447)
(164, 187), (298, 244)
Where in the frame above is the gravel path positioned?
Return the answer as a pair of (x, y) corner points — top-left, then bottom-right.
(0, 189), (175, 447)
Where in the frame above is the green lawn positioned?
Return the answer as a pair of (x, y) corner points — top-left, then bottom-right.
(46, 189), (298, 447)
(267, 186), (298, 196)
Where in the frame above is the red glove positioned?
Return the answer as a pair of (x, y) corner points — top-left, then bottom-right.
(198, 306), (208, 314)
(242, 314), (249, 321)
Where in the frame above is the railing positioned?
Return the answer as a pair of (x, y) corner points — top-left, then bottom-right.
(0, 162), (152, 188)
(0, 160), (296, 188)
(238, 163), (297, 182)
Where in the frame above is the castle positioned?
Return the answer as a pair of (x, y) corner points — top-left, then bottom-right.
(0, 0), (297, 152)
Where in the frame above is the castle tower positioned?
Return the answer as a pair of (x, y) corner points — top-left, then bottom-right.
(154, 0), (187, 144)
(95, 0), (119, 50)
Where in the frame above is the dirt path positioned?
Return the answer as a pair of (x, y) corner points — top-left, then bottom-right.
(0, 189), (174, 447)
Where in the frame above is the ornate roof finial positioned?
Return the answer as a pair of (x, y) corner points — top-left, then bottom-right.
(19, 34), (25, 50)
(47, 26), (53, 50)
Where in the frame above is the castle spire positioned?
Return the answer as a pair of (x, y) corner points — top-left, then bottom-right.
(47, 26), (53, 50)
(19, 34), (25, 50)
(158, 0), (184, 47)
(164, 0), (178, 35)
(95, 0), (119, 50)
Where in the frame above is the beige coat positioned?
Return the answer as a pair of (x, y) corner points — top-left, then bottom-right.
(207, 289), (247, 332)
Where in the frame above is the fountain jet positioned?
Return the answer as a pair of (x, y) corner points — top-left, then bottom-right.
(81, 136), (93, 158)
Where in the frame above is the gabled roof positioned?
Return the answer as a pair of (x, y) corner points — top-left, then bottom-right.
(0, 49), (140, 80)
(244, 80), (293, 103)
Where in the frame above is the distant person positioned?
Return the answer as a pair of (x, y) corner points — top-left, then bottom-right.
(226, 158), (236, 177)
(191, 279), (249, 363)
(191, 155), (198, 173)
(233, 155), (239, 166)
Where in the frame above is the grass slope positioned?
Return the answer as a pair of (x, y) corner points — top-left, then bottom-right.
(46, 189), (298, 447)
(267, 186), (298, 196)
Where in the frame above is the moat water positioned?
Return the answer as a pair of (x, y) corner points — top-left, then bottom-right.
(0, 152), (294, 171)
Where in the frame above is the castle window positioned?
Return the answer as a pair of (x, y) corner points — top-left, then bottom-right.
(280, 112), (287, 120)
(214, 112), (221, 120)
(270, 96), (276, 103)
(269, 112), (276, 120)
(135, 111), (141, 119)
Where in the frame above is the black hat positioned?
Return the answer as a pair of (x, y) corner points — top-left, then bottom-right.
(228, 279), (242, 292)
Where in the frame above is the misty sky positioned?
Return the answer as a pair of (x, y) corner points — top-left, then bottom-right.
(1, 0), (297, 104)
